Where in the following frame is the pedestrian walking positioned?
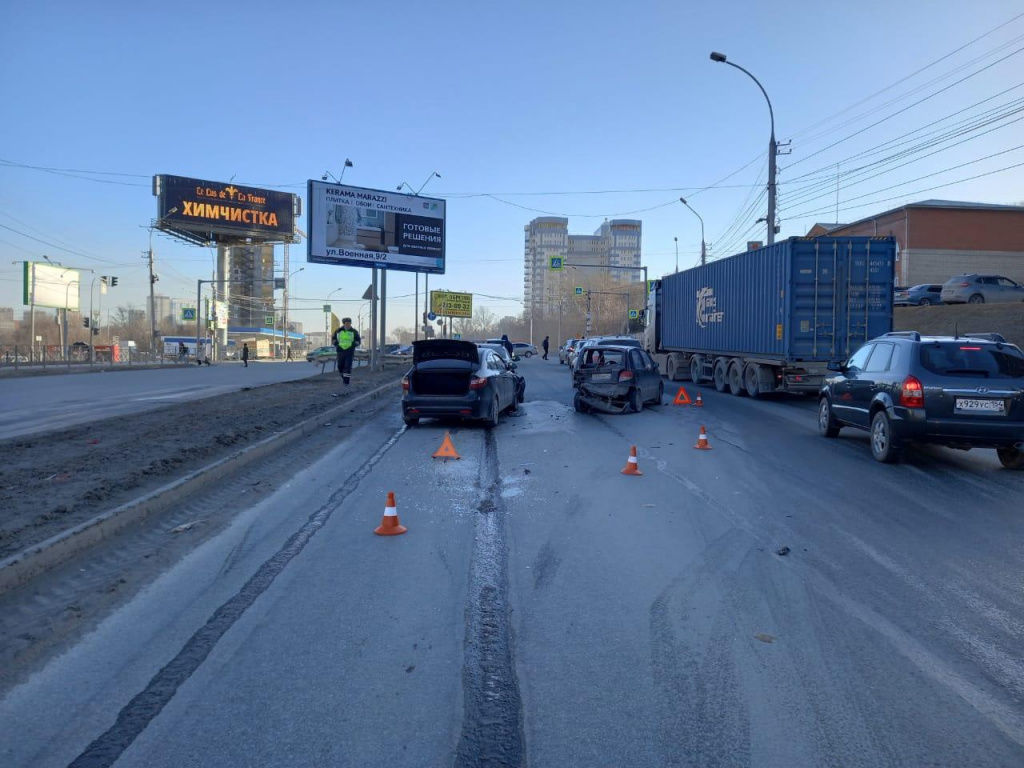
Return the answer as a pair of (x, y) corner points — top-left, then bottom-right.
(178, 342), (187, 363)
(241, 342), (249, 368)
(542, 335), (550, 360)
(332, 317), (362, 386)
(500, 334), (514, 360)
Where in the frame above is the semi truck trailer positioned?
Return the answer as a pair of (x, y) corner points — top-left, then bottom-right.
(645, 236), (896, 397)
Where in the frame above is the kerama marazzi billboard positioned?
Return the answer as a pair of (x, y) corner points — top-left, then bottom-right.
(306, 181), (445, 275)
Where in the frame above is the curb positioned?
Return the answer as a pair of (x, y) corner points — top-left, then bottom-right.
(0, 377), (403, 596)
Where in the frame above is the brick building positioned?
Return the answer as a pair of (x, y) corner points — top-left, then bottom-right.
(806, 200), (1024, 286)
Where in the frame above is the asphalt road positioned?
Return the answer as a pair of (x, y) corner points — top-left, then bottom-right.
(0, 360), (330, 440)
(2, 357), (1022, 767)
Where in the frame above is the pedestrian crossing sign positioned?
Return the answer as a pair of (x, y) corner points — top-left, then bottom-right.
(575, 286), (584, 295)
(628, 309), (639, 319)
(549, 256), (563, 271)
(181, 308), (196, 321)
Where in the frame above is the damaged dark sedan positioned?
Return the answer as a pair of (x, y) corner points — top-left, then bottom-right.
(402, 339), (520, 427)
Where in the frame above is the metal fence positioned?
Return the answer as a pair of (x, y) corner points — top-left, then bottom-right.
(0, 344), (195, 371)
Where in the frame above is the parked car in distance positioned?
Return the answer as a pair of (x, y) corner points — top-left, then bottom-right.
(940, 274), (1024, 304)
(819, 331), (1024, 468)
(478, 343), (526, 403)
(402, 340), (520, 427)
(559, 338), (582, 365)
(392, 345), (413, 357)
(307, 345), (336, 363)
(513, 342), (538, 358)
(894, 284), (944, 306)
(574, 345), (665, 414)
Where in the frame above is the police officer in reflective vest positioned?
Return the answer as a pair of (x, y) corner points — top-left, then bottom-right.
(332, 317), (361, 386)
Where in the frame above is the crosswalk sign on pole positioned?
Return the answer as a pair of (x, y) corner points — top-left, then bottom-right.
(549, 256), (563, 271)
(628, 309), (639, 320)
(181, 308), (196, 322)
(574, 286), (584, 295)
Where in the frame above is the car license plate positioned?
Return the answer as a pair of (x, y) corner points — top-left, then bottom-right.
(955, 398), (1004, 413)
(591, 373), (612, 382)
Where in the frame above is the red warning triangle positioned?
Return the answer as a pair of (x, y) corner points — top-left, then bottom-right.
(432, 431), (461, 460)
(673, 387), (692, 405)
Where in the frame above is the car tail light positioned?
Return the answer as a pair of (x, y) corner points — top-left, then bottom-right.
(959, 346), (981, 351)
(900, 375), (924, 408)
(618, 370), (634, 382)
(469, 376), (488, 390)
(959, 282), (970, 287)
(402, 377), (410, 392)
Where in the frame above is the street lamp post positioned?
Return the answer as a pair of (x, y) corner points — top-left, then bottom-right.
(674, 237), (678, 273)
(710, 51), (777, 245)
(282, 266), (304, 360)
(679, 198), (707, 267)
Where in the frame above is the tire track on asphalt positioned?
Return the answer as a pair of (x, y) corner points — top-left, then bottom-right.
(65, 425), (407, 768)
(455, 428), (526, 768)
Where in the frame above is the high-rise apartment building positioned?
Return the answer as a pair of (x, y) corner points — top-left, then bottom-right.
(523, 217), (642, 314)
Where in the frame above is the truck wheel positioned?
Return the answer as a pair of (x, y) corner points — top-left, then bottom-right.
(713, 360), (728, 393)
(667, 359), (677, 381)
(728, 362), (747, 396)
(744, 364), (762, 399)
(690, 357), (704, 384)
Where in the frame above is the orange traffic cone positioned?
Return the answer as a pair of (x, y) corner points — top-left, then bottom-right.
(432, 431), (460, 460)
(694, 426), (712, 450)
(374, 491), (408, 535)
(621, 445), (643, 475)
(694, 391), (704, 407)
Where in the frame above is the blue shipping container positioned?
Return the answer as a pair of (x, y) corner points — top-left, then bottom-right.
(658, 237), (895, 362)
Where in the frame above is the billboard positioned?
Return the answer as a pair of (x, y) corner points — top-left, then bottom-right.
(154, 175), (298, 242)
(307, 181), (445, 275)
(430, 290), (472, 318)
(22, 262), (81, 310)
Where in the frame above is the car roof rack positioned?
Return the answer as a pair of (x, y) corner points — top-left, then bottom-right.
(883, 331), (920, 341)
(962, 332), (1007, 343)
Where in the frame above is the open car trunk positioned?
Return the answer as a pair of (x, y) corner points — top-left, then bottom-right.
(412, 361), (476, 396)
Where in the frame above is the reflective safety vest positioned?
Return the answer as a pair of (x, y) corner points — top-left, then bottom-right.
(337, 330), (355, 350)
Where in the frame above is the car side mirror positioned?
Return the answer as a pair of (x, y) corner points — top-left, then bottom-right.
(827, 361), (846, 373)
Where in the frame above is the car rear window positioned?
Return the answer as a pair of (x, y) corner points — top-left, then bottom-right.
(919, 343), (1024, 379)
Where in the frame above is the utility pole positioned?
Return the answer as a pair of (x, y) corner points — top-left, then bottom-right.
(283, 242), (289, 360)
(147, 231), (158, 355)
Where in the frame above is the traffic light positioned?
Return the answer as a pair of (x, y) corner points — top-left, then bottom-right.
(92, 327), (99, 336)
(110, 276), (118, 287)
(83, 318), (90, 328)
(100, 276), (108, 286)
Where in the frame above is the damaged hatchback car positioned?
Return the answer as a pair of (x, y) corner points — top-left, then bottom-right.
(573, 345), (665, 414)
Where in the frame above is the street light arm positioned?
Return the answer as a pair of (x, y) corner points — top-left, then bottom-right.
(720, 60), (775, 138)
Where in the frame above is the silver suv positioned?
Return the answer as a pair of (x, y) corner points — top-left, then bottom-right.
(940, 274), (1024, 304)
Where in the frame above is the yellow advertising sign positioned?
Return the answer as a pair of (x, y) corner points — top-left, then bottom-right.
(430, 290), (473, 318)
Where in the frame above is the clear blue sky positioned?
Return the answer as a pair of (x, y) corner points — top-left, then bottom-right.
(2, 0), (1022, 335)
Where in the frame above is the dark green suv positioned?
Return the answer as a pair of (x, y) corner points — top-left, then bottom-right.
(818, 332), (1024, 468)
